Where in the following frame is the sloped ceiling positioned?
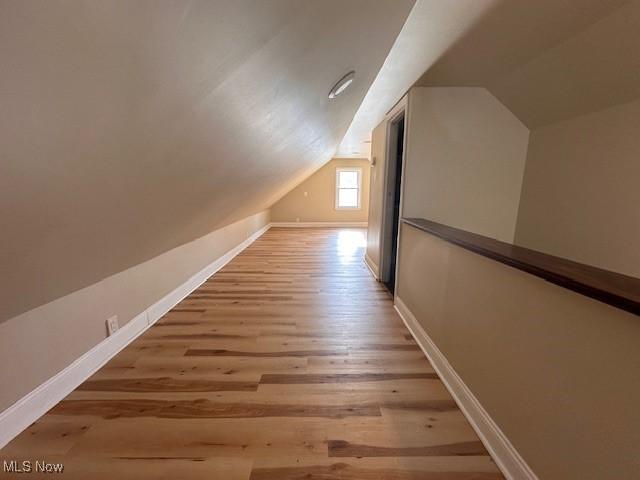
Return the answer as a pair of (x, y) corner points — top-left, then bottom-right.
(339, 0), (639, 157)
(415, 0), (638, 128)
(337, 0), (499, 158)
(0, 0), (414, 321)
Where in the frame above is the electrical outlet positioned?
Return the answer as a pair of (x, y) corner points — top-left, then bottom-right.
(106, 315), (119, 336)
(296, 217), (300, 222)
(303, 191), (308, 197)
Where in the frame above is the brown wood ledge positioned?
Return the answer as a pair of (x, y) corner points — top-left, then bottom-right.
(402, 218), (640, 316)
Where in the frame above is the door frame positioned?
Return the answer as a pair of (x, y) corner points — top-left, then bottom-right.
(378, 96), (408, 289)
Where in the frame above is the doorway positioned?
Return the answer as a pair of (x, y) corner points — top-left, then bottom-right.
(381, 112), (405, 294)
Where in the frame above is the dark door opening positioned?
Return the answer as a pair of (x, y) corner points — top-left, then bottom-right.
(383, 114), (404, 294)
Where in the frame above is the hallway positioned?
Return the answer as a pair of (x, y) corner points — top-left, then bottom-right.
(1, 228), (502, 479)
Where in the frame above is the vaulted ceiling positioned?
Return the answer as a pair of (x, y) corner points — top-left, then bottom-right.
(0, 0), (414, 320)
(415, 0), (638, 128)
(3, 0), (637, 321)
(340, 0), (639, 157)
(337, 0), (500, 157)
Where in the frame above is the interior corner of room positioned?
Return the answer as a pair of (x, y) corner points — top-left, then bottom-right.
(270, 157), (372, 226)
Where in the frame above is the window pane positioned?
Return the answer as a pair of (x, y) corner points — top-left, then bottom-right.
(338, 171), (358, 188)
(338, 188), (358, 207)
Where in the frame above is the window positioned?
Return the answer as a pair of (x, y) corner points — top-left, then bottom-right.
(335, 167), (362, 209)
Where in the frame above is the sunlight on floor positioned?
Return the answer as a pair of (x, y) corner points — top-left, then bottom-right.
(337, 229), (367, 264)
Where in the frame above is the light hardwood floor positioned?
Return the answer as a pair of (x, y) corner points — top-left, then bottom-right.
(1, 227), (503, 479)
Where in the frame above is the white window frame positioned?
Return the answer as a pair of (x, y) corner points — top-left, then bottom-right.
(335, 167), (362, 210)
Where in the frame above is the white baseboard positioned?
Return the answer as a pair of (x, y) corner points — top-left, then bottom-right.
(270, 221), (368, 228)
(394, 297), (538, 480)
(145, 223), (271, 323)
(0, 223), (271, 449)
(363, 253), (379, 280)
(0, 310), (149, 450)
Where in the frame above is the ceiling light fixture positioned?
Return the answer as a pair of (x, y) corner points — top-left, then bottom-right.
(328, 71), (355, 99)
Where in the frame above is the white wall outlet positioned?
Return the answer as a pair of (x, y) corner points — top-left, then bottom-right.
(303, 191), (308, 197)
(295, 217), (300, 222)
(106, 315), (119, 336)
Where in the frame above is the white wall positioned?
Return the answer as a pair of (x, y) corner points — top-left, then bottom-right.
(402, 87), (530, 242)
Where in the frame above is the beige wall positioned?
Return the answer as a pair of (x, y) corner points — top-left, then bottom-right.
(402, 87), (530, 242)
(270, 158), (370, 223)
(365, 87), (528, 275)
(0, 210), (269, 412)
(515, 96), (640, 278)
(396, 224), (640, 480)
(384, 84), (640, 478)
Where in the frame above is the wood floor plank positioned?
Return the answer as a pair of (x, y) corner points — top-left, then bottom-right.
(1, 227), (503, 479)
(49, 398), (382, 419)
(249, 462), (502, 480)
(77, 377), (259, 392)
(327, 439), (488, 457)
(251, 456), (502, 477)
(184, 348), (347, 357)
(260, 373), (439, 384)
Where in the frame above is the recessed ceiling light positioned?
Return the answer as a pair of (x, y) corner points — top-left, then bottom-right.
(328, 71), (355, 99)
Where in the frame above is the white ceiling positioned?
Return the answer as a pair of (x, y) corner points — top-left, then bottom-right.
(337, 0), (636, 157)
(5, 0), (632, 320)
(415, 0), (634, 128)
(0, 0), (414, 320)
(336, 0), (499, 158)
